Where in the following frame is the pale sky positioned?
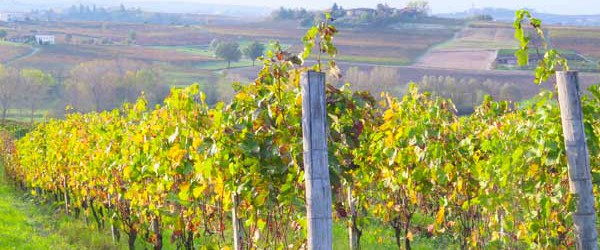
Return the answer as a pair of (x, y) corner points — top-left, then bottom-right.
(129, 0), (600, 15)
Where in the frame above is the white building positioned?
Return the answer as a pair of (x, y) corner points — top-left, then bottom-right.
(35, 35), (55, 45)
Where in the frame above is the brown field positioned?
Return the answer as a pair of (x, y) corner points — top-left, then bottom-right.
(7, 21), (214, 46)
(2, 18), (462, 76)
(550, 27), (600, 59)
(414, 21), (515, 70)
(0, 42), (31, 63)
(11, 44), (216, 74)
(437, 24), (517, 50)
(205, 20), (459, 65)
(416, 50), (498, 70)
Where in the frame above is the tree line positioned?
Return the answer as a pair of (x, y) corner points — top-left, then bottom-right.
(0, 59), (169, 123)
(334, 66), (532, 115)
(271, 1), (432, 28)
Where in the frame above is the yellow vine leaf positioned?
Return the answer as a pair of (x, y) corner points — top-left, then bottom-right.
(435, 206), (445, 229)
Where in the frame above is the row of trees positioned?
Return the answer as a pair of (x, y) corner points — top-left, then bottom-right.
(210, 40), (266, 68)
(0, 65), (55, 123)
(271, 7), (312, 20)
(0, 60), (169, 123)
(64, 59), (168, 112)
(336, 66), (530, 115)
(271, 1), (431, 26)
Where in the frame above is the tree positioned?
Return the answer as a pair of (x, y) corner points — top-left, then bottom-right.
(331, 3), (346, 19)
(0, 65), (19, 123)
(273, 7), (291, 20)
(215, 42), (242, 69)
(209, 38), (221, 51)
(20, 69), (55, 123)
(242, 41), (265, 66)
(0, 30), (7, 40)
(359, 12), (374, 23)
(128, 31), (137, 44)
(66, 60), (120, 112)
(119, 68), (167, 104)
(376, 3), (393, 17)
(407, 0), (431, 16)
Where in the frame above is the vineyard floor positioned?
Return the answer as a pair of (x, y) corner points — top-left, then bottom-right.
(0, 174), (451, 249)
(0, 166), (450, 249)
(0, 167), (118, 250)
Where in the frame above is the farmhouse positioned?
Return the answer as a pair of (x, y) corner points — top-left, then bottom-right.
(35, 35), (55, 45)
(346, 8), (376, 17)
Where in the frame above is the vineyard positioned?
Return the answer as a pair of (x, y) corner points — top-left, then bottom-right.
(1, 19), (600, 250)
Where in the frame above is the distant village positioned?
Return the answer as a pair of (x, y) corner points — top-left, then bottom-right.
(0, 11), (54, 45)
(272, 2), (432, 27)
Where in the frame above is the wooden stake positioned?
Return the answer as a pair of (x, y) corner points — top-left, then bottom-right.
(232, 193), (244, 250)
(556, 71), (598, 250)
(301, 71), (333, 250)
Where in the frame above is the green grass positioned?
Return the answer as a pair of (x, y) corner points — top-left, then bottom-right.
(152, 41), (289, 59)
(4, 109), (52, 123)
(0, 167), (118, 249)
(334, 55), (412, 66)
(332, 214), (456, 249)
(152, 45), (215, 57)
(151, 41), (290, 71)
(152, 47), (258, 70)
(196, 59), (258, 70)
(0, 40), (27, 47)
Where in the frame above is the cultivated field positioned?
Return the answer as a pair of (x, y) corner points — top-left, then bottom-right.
(550, 26), (600, 59)
(413, 22), (516, 70)
(435, 22), (517, 50)
(415, 49), (498, 70)
(0, 41), (31, 63)
(204, 20), (461, 65)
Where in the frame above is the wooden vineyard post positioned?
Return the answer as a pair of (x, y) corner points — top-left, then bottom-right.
(301, 71), (333, 250)
(556, 71), (598, 250)
(347, 183), (360, 250)
(232, 193), (244, 250)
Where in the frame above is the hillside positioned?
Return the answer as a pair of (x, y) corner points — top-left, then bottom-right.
(438, 8), (600, 26)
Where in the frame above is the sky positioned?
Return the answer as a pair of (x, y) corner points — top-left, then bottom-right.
(129, 0), (600, 15)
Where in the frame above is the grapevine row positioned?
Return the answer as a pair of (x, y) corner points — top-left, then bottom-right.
(1, 25), (600, 249)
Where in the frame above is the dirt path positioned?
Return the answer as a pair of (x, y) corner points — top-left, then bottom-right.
(5, 46), (40, 66)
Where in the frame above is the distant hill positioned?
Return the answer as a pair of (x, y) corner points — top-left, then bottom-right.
(437, 8), (600, 26)
(0, 0), (271, 17)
